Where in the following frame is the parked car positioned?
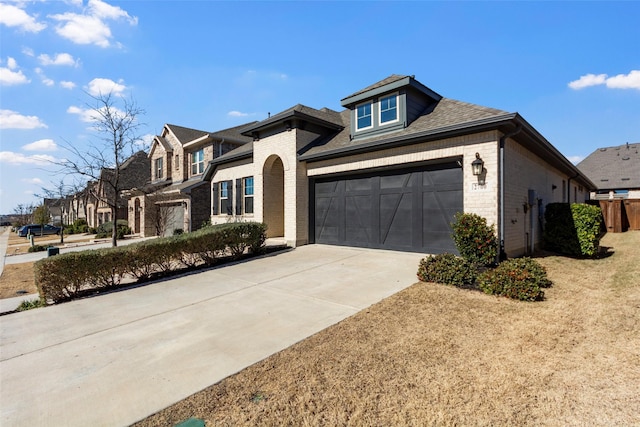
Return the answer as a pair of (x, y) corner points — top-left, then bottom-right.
(18, 224), (61, 237)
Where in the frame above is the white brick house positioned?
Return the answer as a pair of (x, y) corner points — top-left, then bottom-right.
(205, 75), (595, 257)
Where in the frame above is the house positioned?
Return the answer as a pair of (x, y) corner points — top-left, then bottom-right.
(85, 151), (150, 229)
(577, 142), (640, 232)
(127, 123), (253, 237)
(205, 74), (595, 257)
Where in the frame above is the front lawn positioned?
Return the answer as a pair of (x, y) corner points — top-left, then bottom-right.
(135, 231), (640, 426)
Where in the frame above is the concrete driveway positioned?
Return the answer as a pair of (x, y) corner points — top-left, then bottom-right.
(0, 244), (422, 426)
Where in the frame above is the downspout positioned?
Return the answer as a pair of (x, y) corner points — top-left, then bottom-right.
(498, 124), (522, 261)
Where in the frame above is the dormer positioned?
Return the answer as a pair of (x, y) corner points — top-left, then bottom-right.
(340, 74), (442, 140)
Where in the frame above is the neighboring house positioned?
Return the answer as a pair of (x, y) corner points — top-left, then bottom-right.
(84, 151), (150, 229)
(127, 123), (253, 237)
(577, 142), (640, 232)
(205, 74), (595, 257)
(43, 198), (63, 225)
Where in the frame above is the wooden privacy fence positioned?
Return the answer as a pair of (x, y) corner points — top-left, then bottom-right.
(599, 199), (640, 233)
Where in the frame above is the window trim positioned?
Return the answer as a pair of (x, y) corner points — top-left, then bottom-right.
(155, 157), (163, 180)
(355, 101), (373, 131)
(378, 92), (399, 125)
(191, 149), (205, 176)
(243, 176), (254, 215)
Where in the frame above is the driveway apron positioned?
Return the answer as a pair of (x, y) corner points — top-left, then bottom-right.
(0, 244), (421, 426)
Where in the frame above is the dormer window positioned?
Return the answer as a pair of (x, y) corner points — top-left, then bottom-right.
(356, 102), (373, 131)
(379, 93), (398, 124)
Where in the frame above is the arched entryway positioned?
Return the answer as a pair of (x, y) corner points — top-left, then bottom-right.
(134, 198), (141, 234)
(263, 155), (285, 238)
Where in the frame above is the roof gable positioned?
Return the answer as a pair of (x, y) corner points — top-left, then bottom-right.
(340, 74), (442, 107)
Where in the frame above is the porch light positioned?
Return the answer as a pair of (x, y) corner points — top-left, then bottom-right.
(471, 153), (484, 176)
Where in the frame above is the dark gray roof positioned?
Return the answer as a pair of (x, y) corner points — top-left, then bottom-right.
(577, 142), (640, 190)
(341, 74), (409, 101)
(241, 104), (343, 135)
(340, 74), (442, 107)
(209, 121), (257, 144)
(165, 124), (209, 143)
(300, 98), (509, 159)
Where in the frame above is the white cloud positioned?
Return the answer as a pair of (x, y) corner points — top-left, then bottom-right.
(50, 0), (137, 48)
(228, 110), (250, 117)
(60, 80), (76, 89)
(0, 3), (47, 33)
(0, 57), (30, 86)
(22, 139), (58, 152)
(569, 70), (640, 91)
(22, 47), (35, 57)
(89, 0), (137, 24)
(567, 155), (585, 165)
(38, 53), (78, 67)
(605, 70), (640, 90)
(568, 73), (607, 90)
(0, 151), (56, 166)
(67, 104), (127, 124)
(35, 67), (55, 86)
(0, 110), (47, 129)
(87, 77), (127, 96)
(67, 105), (99, 123)
(22, 177), (44, 185)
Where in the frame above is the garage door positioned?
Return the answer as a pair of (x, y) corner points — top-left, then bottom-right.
(164, 205), (185, 237)
(312, 161), (463, 253)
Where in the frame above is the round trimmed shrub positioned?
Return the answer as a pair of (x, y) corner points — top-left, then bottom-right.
(417, 253), (477, 287)
(451, 213), (498, 266)
(95, 220), (131, 239)
(477, 257), (550, 301)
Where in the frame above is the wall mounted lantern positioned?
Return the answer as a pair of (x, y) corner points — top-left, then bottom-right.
(471, 153), (484, 176)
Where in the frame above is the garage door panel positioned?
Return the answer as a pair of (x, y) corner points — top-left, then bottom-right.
(345, 195), (372, 244)
(313, 162), (462, 253)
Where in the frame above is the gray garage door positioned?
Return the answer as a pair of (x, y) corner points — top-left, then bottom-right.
(312, 161), (463, 253)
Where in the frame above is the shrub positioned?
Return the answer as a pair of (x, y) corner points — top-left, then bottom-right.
(477, 257), (550, 301)
(28, 245), (47, 253)
(35, 222), (268, 303)
(451, 212), (498, 266)
(417, 253), (476, 287)
(544, 203), (603, 257)
(95, 220), (131, 239)
(16, 298), (45, 311)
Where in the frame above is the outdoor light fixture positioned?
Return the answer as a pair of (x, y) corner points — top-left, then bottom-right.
(471, 152), (484, 176)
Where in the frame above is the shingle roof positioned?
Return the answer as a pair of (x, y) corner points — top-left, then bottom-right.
(241, 104), (343, 135)
(165, 124), (210, 143)
(300, 98), (509, 159)
(577, 142), (640, 190)
(209, 121), (257, 144)
(341, 74), (409, 101)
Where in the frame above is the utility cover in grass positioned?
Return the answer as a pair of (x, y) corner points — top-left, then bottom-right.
(174, 418), (205, 427)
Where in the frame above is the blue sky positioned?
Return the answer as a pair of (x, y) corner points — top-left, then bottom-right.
(1, 1), (639, 214)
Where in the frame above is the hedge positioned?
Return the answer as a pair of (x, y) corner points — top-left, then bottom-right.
(543, 203), (603, 257)
(35, 222), (267, 304)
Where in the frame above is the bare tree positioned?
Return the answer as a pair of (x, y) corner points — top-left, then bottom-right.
(56, 92), (145, 247)
(12, 203), (36, 227)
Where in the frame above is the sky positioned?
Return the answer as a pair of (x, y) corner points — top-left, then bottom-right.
(1, 0), (639, 214)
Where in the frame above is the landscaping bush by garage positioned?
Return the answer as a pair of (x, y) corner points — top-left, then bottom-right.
(417, 253), (476, 287)
(477, 257), (549, 301)
(451, 212), (498, 266)
(34, 222), (268, 304)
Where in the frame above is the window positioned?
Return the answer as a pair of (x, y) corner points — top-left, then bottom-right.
(191, 149), (204, 175)
(175, 155), (180, 171)
(220, 181), (230, 215)
(379, 94), (398, 124)
(155, 157), (163, 179)
(356, 102), (372, 130)
(243, 176), (254, 214)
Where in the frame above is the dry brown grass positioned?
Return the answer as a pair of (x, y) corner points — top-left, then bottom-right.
(0, 262), (37, 298)
(135, 231), (640, 427)
(6, 232), (95, 255)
